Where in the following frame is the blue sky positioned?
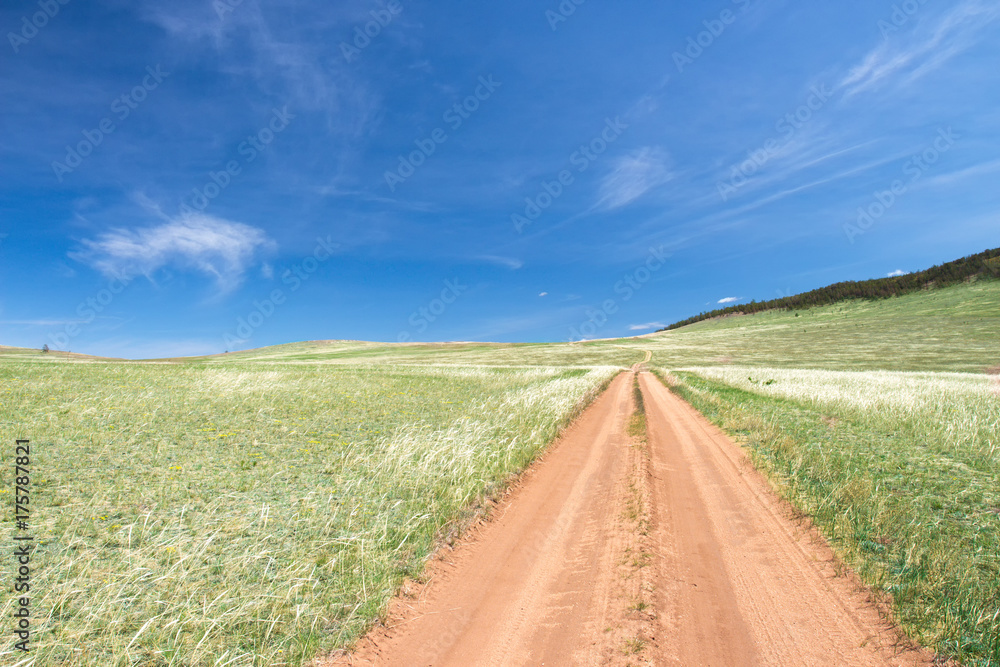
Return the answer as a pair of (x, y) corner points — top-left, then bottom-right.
(1, 0), (998, 358)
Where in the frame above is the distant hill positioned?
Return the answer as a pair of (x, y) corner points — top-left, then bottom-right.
(660, 248), (1000, 332)
(0, 345), (115, 361)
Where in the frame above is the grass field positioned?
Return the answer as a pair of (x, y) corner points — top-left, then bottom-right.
(2, 279), (998, 665)
(0, 361), (617, 665)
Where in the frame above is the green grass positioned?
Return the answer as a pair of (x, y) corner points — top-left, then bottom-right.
(620, 636), (646, 655)
(199, 340), (647, 368)
(0, 362), (619, 665)
(661, 368), (999, 665)
(626, 374), (647, 443)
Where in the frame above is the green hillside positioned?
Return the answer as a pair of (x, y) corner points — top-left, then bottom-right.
(621, 280), (1000, 372)
(660, 247), (1000, 331)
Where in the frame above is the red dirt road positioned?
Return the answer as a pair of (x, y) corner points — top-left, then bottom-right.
(326, 371), (937, 666)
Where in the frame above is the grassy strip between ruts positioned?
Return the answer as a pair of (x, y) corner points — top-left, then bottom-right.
(627, 374), (647, 444)
(657, 369), (999, 667)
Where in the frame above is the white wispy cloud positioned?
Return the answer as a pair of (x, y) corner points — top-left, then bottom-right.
(0, 319), (87, 326)
(478, 255), (524, 270)
(919, 158), (1000, 188)
(72, 214), (276, 294)
(315, 186), (440, 213)
(887, 269), (909, 277)
(142, 3), (379, 129)
(718, 297), (741, 304)
(697, 153), (905, 227)
(840, 1), (1000, 96)
(628, 322), (667, 331)
(0, 316), (128, 330)
(597, 147), (672, 211)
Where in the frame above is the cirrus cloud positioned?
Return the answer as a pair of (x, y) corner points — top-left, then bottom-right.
(596, 147), (673, 211)
(72, 214), (276, 294)
(840, 1), (1000, 97)
(629, 322), (667, 331)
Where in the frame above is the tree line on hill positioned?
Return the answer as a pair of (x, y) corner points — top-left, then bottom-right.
(660, 247), (1000, 332)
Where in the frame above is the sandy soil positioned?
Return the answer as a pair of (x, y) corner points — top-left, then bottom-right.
(322, 370), (939, 666)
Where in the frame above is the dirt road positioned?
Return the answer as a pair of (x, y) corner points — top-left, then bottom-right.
(328, 371), (935, 666)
